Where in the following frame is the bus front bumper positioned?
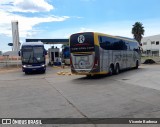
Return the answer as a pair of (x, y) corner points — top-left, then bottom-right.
(22, 65), (46, 72)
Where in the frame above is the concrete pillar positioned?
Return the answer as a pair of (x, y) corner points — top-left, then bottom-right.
(11, 21), (20, 51)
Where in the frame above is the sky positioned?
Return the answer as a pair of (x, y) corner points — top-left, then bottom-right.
(0, 0), (160, 52)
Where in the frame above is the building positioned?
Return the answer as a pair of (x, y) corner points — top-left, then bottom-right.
(141, 34), (160, 56)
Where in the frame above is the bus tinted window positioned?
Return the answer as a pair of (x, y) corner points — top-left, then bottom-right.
(70, 32), (94, 52)
(129, 42), (139, 52)
(99, 36), (127, 50)
(22, 46), (45, 63)
(113, 39), (127, 50)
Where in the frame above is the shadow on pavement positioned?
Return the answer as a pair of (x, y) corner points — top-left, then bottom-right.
(73, 67), (146, 81)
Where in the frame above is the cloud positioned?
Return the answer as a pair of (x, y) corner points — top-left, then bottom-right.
(0, 0), (69, 37)
(79, 27), (94, 33)
(76, 19), (160, 38)
(14, 0), (54, 12)
(47, 19), (160, 41)
(0, 11), (69, 37)
(1, 0), (54, 13)
(72, 16), (84, 19)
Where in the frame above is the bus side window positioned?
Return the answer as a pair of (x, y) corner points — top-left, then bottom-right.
(133, 42), (139, 52)
(130, 42), (133, 51)
(99, 36), (102, 43)
(125, 42), (130, 51)
(99, 36), (107, 50)
(116, 40), (127, 50)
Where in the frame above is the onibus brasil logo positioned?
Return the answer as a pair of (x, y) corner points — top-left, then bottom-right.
(2, 119), (42, 125)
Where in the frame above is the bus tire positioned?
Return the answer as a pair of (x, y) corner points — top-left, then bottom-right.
(86, 75), (92, 78)
(135, 60), (139, 69)
(115, 64), (120, 75)
(41, 70), (46, 74)
(25, 71), (29, 74)
(109, 65), (114, 76)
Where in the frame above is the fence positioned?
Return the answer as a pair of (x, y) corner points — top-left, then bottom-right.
(0, 55), (21, 68)
(142, 50), (159, 57)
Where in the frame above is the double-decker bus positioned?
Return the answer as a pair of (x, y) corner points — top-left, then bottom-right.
(19, 42), (47, 74)
(69, 32), (141, 76)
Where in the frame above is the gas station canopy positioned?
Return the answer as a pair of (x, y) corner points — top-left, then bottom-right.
(26, 39), (69, 45)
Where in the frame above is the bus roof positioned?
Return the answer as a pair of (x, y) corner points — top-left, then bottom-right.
(26, 39), (69, 44)
(22, 42), (44, 46)
(95, 32), (137, 42)
(71, 32), (137, 43)
(115, 36), (136, 41)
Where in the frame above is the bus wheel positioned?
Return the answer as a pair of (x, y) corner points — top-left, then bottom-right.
(135, 61), (139, 69)
(86, 74), (93, 78)
(41, 70), (46, 74)
(115, 64), (120, 75)
(109, 65), (114, 76)
(25, 71), (29, 74)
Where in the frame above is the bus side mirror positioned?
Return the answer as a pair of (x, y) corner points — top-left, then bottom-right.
(18, 51), (21, 56)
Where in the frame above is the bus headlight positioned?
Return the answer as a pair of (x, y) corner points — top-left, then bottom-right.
(41, 64), (45, 67)
(23, 65), (26, 68)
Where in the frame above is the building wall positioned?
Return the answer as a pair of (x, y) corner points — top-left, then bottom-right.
(141, 34), (160, 56)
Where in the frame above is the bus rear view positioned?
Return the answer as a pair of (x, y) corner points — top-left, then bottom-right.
(70, 32), (141, 76)
(19, 42), (47, 74)
(70, 32), (99, 75)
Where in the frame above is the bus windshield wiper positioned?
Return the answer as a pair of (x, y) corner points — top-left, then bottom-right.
(27, 54), (31, 64)
(33, 56), (40, 63)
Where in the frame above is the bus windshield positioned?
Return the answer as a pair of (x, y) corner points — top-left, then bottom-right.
(70, 32), (95, 52)
(22, 46), (44, 63)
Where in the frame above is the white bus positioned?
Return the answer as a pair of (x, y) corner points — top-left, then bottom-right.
(69, 32), (141, 76)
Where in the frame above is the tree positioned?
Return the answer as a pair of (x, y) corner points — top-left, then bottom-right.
(132, 22), (145, 45)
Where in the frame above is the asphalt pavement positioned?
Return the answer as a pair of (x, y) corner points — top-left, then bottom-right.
(0, 65), (160, 127)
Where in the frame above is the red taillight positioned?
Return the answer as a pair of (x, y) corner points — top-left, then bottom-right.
(70, 57), (72, 65)
(93, 57), (98, 68)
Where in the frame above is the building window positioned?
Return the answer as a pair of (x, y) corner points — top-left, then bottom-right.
(151, 41), (155, 44)
(143, 42), (147, 45)
(156, 41), (159, 45)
